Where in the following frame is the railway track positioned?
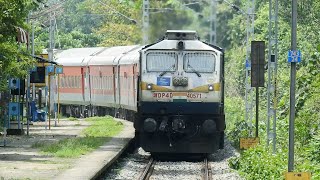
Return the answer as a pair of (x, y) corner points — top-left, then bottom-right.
(103, 139), (243, 180)
(202, 157), (212, 180)
(137, 156), (212, 180)
(138, 157), (155, 180)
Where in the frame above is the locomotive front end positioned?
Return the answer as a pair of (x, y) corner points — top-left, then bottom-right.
(136, 30), (225, 154)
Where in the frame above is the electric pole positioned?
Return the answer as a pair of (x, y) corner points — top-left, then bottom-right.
(267, 0), (279, 153)
(142, 0), (150, 45)
(210, 0), (217, 45)
(244, 0), (255, 135)
(288, 0), (297, 172)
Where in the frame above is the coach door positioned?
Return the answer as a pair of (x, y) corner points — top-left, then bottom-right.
(113, 66), (117, 105)
(82, 67), (90, 104)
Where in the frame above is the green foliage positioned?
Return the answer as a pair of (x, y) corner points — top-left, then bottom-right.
(295, 92), (320, 145)
(225, 97), (250, 147)
(32, 117), (123, 158)
(224, 0), (320, 178)
(83, 116), (123, 138)
(0, 0), (35, 91)
(231, 145), (287, 179)
(304, 134), (320, 163)
(81, 0), (141, 46)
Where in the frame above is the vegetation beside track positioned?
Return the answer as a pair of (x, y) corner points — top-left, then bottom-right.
(226, 95), (320, 179)
(223, 0), (320, 178)
(32, 116), (123, 158)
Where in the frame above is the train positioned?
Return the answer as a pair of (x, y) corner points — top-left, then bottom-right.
(54, 30), (225, 154)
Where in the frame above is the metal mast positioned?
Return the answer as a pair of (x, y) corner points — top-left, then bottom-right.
(244, 0), (255, 135)
(267, 0), (279, 153)
(210, 0), (217, 45)
(142, 0), (150, 45)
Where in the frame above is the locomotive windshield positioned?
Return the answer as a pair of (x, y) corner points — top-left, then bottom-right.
(146, 52), (177, 72)
(183, 52), (216, 73)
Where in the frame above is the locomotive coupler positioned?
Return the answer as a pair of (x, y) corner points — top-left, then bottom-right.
(172, 116), (186, 133)
(159, 116), (168, 131)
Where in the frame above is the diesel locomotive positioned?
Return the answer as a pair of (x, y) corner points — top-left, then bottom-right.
(54, 30), (225, 154)
(136, 30), (225, 153)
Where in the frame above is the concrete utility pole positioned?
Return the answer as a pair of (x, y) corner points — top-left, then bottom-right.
(210, 0), (217, 45)
(45, 11), (56, 130)
(267, 0), (279, 153)
(142, 0), (150, 45)
(288, 0), (297, 172)
(244, 0), (255, 135)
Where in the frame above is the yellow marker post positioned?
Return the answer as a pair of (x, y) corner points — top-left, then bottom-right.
(240, 137), (260, 149)
(285, 172), (311, 180)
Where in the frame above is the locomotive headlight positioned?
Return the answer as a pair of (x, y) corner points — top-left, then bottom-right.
(208, 84), (214, 91)
(177, 41), (184, 50)
(147, 83), (153, 90)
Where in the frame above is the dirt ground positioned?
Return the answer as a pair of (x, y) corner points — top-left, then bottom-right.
(0, 119), (90, 180)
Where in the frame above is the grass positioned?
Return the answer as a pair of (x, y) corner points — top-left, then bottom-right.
(32, 116), (123, 158)
(67, 117), (78, 121)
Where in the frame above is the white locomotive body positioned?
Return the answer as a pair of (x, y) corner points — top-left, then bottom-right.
(136, 30), (225, 153)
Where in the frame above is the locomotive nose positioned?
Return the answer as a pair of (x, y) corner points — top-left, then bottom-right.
(202, 119), (217, 134)
(143, 118), (157, 133)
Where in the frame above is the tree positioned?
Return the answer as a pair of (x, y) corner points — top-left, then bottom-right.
(0, 0), (37, 91)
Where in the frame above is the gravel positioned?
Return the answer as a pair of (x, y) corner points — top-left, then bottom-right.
(209, 138), (244, 180)
(103, 137), (243, 180)
(150, 161), (203, 180)
(103, 148), (150, 180)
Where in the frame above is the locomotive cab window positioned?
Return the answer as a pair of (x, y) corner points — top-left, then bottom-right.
(146, 52), (177, 72)
(183, 52), (216, 73)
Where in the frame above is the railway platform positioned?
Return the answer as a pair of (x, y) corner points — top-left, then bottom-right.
(0, 118), (134, 180)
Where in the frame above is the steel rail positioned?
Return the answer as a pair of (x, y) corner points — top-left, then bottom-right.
(138, 157), (155, 180)
(202, 158), (212, 180)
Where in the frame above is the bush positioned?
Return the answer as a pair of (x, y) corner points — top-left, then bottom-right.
(231, 145), (287, 179)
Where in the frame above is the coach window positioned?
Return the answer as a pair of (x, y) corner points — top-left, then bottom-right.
(107, 76), (109, 89)
(96, 76), (98, 89)
(92, 76), (95, 89)
(71, 76), (73, 88)
(65, 76), (68, 88)
(91, 76), (96, 89)
(106, 76), (109, 89)
(183, 52), (216, 73)
(69, 76), (72, 88)
(98, 76), (102, 89)
(60, 76), (63, 88)
(78, 76), (81, 88)
(64, 76), (67, 88)
(75, 76), (77, 88)
(62, 76), (65, 88)
(146, 52), (177, 72)
(78, 76), (80, 88)
(73, 76), (75, 88)
(67, 76), (69, 88)
(70, 76), (73, 88)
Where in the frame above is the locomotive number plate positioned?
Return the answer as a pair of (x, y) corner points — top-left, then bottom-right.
(153, 92), (203, 99)
(153, 92), (173, 99)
